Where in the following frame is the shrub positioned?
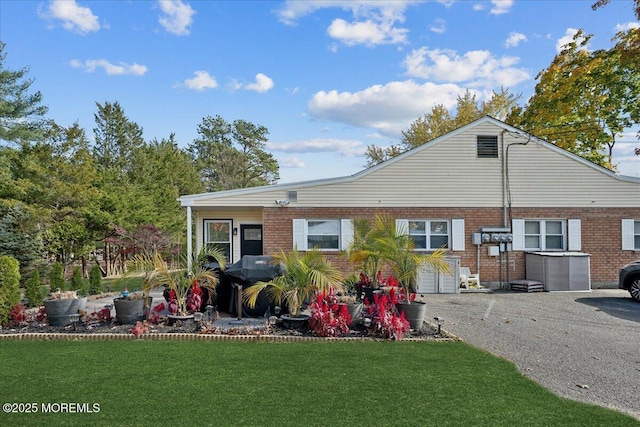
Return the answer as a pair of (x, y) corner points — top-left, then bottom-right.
(70, 267), (87, 295)
(0, 255), (21, 325)
(309, 291), (352, 338)
(363, 290), (410, 340)
(49, 262), (65, 293)
(89, 265), (102, 295)
(24, 270), (44, 307)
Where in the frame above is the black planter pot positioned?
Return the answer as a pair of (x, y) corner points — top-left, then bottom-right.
(114, 297), (152, 325)
(280, 314), (310, 330)
(361, 287), (382, 305)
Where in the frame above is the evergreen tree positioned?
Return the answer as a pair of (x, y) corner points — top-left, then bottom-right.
(0, 255), (21, 325)
(189, 115), (279, 191)
(0, 42), (49, 145)
(24, 269), (44, 307)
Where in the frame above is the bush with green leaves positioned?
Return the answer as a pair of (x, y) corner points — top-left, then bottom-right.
(70, 266), (84, 292)
(89, 265), (102, 295)
(0, 255), (21, 325)
(23, 270), (44, 307)
(49, 262), (65, 293)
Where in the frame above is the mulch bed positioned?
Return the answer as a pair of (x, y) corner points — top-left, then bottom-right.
(0, 316), (454, 341)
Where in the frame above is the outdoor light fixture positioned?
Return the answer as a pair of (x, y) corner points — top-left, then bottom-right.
(233, 227), (238, 235)
(363, 317), (372, 328)
(274, 306), (281, 316)
(69, 313), (81, 331)
(275, 199), (290, 207)
(434, 316), (444, 335)
(268, 316), (278, 326)
(205, 305), (214, 322)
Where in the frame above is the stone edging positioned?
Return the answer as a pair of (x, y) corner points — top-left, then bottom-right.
(0, 327), (461, 342)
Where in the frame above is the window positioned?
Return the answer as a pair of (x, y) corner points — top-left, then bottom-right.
(524, 220), (564, 251)
(408, 220), (449, 250)
(293, 219), (353, 251)
(477, 135), (498, 158)
(307, 220), (340, 249)
(622, 219), (640, 250)
(204, 220), (232, 261)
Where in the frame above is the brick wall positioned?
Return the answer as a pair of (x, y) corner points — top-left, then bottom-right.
(262, 206), (639, 285)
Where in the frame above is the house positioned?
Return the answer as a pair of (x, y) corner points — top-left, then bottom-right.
(179, 116), (640, 288)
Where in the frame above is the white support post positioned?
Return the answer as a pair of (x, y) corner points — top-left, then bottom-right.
(186, 206), (192, 271)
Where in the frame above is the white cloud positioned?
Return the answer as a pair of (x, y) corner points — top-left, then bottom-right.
(429, 18), (446, 34)
(308, 80), (467, 138)
(244, 73), (274, 93)
(278, 156), (306, 168)
(70, 59), (147, 75)
(277, 1), (413, 46)
(158, 0), (195, 36)
(505, 32), (527, 48)
(175, 71), (218, 91)
(556, 28), (588, 53)
(404, 47), (530, 88)
(615, 22), (640, 32)
(327, 17), (408, 46)
(490, 0), (514, 15)
(269, 138), (366, 157)
(39, 0), (100, 34)
(473, 3), (485, 11)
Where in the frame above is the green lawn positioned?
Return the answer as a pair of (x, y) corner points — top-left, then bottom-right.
(0, 340), (636, 427)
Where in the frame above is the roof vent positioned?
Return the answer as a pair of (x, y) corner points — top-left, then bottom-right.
(287, 190), (298, 202)
(477, 135), (498, 158)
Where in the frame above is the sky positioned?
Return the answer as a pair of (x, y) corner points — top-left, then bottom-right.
(1, 0), (639, 183)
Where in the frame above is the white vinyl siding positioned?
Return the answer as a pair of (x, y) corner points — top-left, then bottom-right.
(621, 219), (639, 250)
(293, 219), (353, 251)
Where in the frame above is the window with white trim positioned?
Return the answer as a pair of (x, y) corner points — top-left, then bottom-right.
(524, 220), (564, 251)
(408, 220), (449, 250)
(293, 219), (353, 251)
(622, 219), (640, 250)
(204, 219), (232, 261)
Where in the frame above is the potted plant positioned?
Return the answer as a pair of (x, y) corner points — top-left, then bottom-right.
(348, 214), (449, 330)
(140, 248), (226, 324)
(44, 289), (87, 326)
(345, 218), (386, 302)
(375, 216), (449, 330)
(242, 248), (343, 329)
(114, 252), (165, 325)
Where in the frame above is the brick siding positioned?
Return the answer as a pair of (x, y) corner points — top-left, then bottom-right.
(262, 206), (639, 285)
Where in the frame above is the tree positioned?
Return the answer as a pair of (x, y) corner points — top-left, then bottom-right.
(592, 0), (640, 20)
(0, 205), (44, 272)
(92, 101), (144, 173)
(189, 115), (279, 191)
(510, 29), (640, 169)
(0, 255), (20, 325)
(365, 89), (520, 166)
(0, 42), (49, 146)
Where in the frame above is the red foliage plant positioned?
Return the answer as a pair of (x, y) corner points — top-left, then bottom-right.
(9, 304), (26, 325)
(148, 303), (165, 324)
(85, 307), (112, 323)
(364, 291), (410, 340)
(309, 290), (352, 338)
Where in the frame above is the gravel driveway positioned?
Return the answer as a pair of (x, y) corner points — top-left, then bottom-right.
(425, 289), (640, 420)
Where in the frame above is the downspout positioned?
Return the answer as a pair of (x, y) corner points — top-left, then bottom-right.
(505, 131), (532, 287)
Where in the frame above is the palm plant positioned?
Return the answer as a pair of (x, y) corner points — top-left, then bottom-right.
(243, 248), (343, 317)
(345, 217), (386, 288)
(127, 247), (226, 316)
(349, 214), (449, 303)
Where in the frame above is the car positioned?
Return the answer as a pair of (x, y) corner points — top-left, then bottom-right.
(619, 260), (640, 301)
